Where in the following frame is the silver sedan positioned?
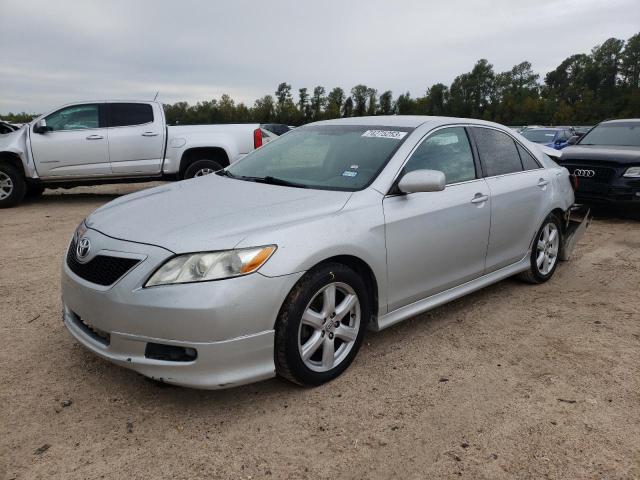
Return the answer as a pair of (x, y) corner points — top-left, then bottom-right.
(61, 116), (588, 389)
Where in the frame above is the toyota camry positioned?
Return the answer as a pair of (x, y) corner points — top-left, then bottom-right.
(62, 116), (589, 389)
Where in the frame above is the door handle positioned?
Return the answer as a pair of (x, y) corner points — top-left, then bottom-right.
(86, 134), (103, 140)
(141, 132), (159, 137)
(537, 178), (550, 188)
(471, 193), (489, 204)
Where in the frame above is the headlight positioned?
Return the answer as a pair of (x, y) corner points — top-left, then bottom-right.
(145, 245), (276, 287)
(623, 166), (640, 178)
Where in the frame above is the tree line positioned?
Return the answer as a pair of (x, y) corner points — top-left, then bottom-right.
(3, 33), (638, 126)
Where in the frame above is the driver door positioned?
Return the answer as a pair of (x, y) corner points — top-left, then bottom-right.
(383, 127), (491, 311)
(30, 103), (111, 178)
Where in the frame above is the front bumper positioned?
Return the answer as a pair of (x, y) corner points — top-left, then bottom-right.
(61, 228), (304, 389)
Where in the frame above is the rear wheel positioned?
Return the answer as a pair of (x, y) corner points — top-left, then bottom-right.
(275, 263), (369, 387)
(520, 214), (562, 284)
(0, 164), (26, 208)
(183, 159), (224, 179)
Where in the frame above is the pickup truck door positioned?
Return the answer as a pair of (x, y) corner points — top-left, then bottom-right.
(106, 102), (165, 175)
(30, 103), (111, 178)
(383, 127), (491, 311)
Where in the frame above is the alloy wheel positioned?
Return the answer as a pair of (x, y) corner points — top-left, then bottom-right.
(0, 172), (13, 200)
(536, 222), (559, 275)
(297, 282), (361, 372)
(194, 168), (215, 177)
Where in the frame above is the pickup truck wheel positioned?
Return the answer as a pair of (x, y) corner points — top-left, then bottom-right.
(0, 164), (26, 208)
(183, 160), (223, 179)
(519, 214), (562, 284)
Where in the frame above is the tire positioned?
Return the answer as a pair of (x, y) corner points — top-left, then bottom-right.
(25, 184), (45, 198)
(275, 263), (369, 387)
(183, 159), (224, 179)
(519, 213), (562, 284)
(0, 163), (26, 208)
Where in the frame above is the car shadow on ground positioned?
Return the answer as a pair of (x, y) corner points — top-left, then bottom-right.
(586, 203), (640, 222)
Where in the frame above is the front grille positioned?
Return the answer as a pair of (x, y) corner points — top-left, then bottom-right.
(67, 237), (140, 286)
(563, 162), (616, 182)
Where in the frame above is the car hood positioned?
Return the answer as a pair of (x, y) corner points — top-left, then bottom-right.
(86, 175), (353, 253)
(0, 127), (26, 149)
(560, 145), (640, 165)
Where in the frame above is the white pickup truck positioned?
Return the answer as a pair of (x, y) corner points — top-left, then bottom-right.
(0, 100), (267, 207)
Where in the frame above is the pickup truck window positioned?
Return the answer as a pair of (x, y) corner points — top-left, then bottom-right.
(107, 103), (154, 127)
(45, 104), (100, 131)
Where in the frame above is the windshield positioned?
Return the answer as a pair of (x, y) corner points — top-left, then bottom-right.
(522, 129), (558, 143)
(226, 125), (413, 191)
(579, 122), (640, 147)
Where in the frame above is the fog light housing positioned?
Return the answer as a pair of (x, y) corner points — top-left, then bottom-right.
(144, 343), (198, 362)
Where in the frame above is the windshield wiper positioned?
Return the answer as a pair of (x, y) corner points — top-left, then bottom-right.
(241, 175), (309, 189)
(215, 169), (236, 178)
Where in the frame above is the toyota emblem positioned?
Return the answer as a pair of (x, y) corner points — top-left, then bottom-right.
(76, 237), (91, 260)
(573, 169), (595, 178)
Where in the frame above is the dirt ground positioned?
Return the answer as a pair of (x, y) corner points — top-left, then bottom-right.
(1, 183), (639, 480)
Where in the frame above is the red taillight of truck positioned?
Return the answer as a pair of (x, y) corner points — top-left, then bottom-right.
(253, 128), (263, 149)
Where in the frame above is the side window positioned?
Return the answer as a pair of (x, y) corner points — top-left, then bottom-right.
(516, 143), (541, 170)
(45, 104), (100, 131)
(108, 103), (154, 127)
(472, 128), (523, 176)
(403, 127), (476, 184)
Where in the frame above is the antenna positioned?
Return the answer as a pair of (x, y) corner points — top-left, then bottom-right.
(153, 91), (159, 101)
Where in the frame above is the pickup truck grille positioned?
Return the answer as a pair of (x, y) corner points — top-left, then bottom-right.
(67, 237), (140, 286)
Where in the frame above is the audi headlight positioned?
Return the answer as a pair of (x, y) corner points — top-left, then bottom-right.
(623, 166), (640, 178)
(145, 245), (276, 287)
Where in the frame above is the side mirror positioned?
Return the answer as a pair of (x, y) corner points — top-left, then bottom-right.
(567, 135), (579, 145)
(398, 169), (446, 194)
(33, 119), (50, 134)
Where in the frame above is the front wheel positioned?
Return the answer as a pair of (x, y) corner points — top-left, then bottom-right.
(519, 214), (562, 284)
(0, 163), (26, 208)
(183, 159), (223, 179)
(275, 263), (369, 387)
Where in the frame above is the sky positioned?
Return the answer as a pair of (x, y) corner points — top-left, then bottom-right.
(1, 0), (639, 114)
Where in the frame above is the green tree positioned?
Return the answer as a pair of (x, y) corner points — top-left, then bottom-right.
(351, 85), (369, 116)
(342, 96), (354, 117)
(621, 33), (640, 88)
(252, 95), (275, 123)
(377, 91), (394, 115)
(325, 87), (345, 119)
(366, 88), (377, 116)
(311, 86), (326, 121)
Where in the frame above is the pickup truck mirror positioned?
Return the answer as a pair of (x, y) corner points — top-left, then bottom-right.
(567, 135), (580, 145)
(398, 169), (446, 194)
(33, 119), (50, 134)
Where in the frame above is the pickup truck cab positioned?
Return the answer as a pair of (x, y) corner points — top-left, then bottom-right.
(0, 100), (263, 207)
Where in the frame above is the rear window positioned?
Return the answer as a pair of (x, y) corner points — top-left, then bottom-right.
(108, 103), (154, 127)
(522, 129), (558, 143)
(516, 143), (541, 170)
(472, 127), (523, 176)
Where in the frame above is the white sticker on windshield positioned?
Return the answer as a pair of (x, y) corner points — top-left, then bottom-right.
(342, 170), (358, 177)
(361, 130), (408, 140)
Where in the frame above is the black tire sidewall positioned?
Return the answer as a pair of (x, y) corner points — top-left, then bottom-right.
(529, 214), (562, 282)
(183, 159), (223, 179)
(0, 164), (26, 208)
(277, 263), (369, 386)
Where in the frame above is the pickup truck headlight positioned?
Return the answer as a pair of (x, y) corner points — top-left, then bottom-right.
(145, 245), (276, 287)
(623, 166), (640, 178)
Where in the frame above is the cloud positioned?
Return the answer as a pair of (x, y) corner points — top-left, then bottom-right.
(1, 0), (638, 113)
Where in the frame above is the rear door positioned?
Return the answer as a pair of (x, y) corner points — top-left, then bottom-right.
(470, 126), (550, 272)
(30, 103), (111, 178)
(106, 102), (165, 174)
(383, 126), (491, 311)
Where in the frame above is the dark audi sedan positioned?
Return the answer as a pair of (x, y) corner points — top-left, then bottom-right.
(559, 119), (640, 205)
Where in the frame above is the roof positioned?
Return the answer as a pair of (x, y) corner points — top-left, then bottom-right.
(311, 115), (508, 129)
(601, 118), (640, 124)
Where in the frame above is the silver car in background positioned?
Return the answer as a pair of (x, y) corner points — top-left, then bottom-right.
(61, 116), (588, 389)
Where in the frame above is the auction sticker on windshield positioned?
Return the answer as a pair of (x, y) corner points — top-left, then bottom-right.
(362, 130), (408, 140)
